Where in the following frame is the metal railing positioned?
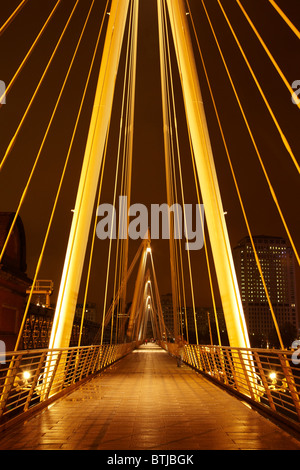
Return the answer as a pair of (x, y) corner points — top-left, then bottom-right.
(161, 342), (300, 431)
(2, 341), (300, 433)
(0, 342), (136, 429)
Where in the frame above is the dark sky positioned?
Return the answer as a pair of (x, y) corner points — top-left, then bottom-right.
(0, 0), (299, 321)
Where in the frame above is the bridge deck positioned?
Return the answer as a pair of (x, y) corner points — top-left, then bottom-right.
(1, 343), (300, 450)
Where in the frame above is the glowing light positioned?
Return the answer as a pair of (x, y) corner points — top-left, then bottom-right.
(269, 372), (277, 381)
(23, 371), (31, 381)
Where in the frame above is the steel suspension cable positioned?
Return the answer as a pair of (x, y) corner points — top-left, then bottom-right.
(0, 0), (96, 266)
(236, 0), (300, 110)
(157, 0), (178, 338)
(78, 113), (109, 347)
(162, 0), (201, 344)
(113, 0), (138, 344)
(115, 0), (139, 344)
(100, 1), (136, 345)
(0, 0), (80, 172)
(174, 1), (221, 345)
(15, 0), (110, 351)
(268, 0), (300, 40)
(187, 0), (284, 349)
(0, 0), (62, 105)
(161, 0), (186, 339)
(149, 252), (167, 340)
(218, 0), (299, 173)
(0, 0), (28, 37)
(201, 0), (299, 267)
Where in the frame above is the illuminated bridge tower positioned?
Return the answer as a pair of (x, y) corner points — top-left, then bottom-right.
(49, 0), (251, 351)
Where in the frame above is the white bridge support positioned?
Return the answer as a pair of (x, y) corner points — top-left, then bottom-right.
(164, 0), (250, 349)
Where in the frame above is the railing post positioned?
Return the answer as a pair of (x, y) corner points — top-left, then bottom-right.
(216, 347), (228, 385)
(72, 348), (84, 382)
(86, 346), (98, 376)
(62, 349), (76, 387)
(0, 354), (23, 418)
(24, 352), (47, 412)
(278, 353), (300, 421)
(237, 349), (256, 401)
(253, 351), (276, 411)
(42, 350), (63, 401)
(210, 347), (222, 381)
(94, 345), (103, 372)
(196, 346), (204, 371)
(225, 348), (239, 391)
(79, 348), (90, 380)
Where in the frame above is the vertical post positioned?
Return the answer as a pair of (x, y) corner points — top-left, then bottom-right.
(49, 0), (130, 350)
(126, 242), (147, 340)
(120, 0), (139, 321)
(165, 0), (250, 349)
(157, 0), (179, 339)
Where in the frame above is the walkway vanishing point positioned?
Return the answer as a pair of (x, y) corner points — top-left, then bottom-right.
(1, 343), (300, 451)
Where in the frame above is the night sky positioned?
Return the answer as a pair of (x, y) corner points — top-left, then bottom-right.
(0, 0), (299, 322)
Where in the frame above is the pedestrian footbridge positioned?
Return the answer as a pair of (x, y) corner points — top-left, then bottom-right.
(1, 343), (300, 450)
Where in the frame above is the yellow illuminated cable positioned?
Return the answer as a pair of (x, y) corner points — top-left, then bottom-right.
(0, 0), (80, 172)
(218, 0), (299, 173)
(0, 0), (28, 36)
(166, 0), (251, 349)
(201, 0), (299, 267)
(236, 0), (300, 109)
(0, 0), (96, 266)
(158, 0), (182, 339)
(101, 1), (136, 346)
(0, 0), (62, 104)
(112, 2), (134, 343)
(162, 0), (197, 344)
(149, 259), (166, 339)
(268, 0), (300, 40)
(78, 116), (108, 347)
(168, 0), (220, 346)
(15, 0), (110, 351)
(187, 0), (284, 349)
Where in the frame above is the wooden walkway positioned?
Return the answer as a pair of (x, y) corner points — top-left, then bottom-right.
(1, 343), (300, 450)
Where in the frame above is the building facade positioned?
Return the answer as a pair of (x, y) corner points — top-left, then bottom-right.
(233, 235), (298, 346)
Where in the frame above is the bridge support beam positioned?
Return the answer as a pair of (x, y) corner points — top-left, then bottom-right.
(49, 0), (130, 349)
(165, 0), (250, 349)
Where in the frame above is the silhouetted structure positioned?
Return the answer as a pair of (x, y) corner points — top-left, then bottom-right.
(0, 213), (31, 351)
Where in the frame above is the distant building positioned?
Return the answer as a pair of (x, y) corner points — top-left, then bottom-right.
(160, 293), (176, 339)
(75, 302), (97, 323)
(233, 235), (298, 345)
(0, 213), (32, 351)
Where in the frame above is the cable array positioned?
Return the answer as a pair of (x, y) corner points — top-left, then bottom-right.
(0, 0), (298, 350)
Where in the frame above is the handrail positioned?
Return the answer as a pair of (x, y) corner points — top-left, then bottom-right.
(0, 342), (137, 429)
(160, 341), (300, 432)
(2, 341), (300, 434)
